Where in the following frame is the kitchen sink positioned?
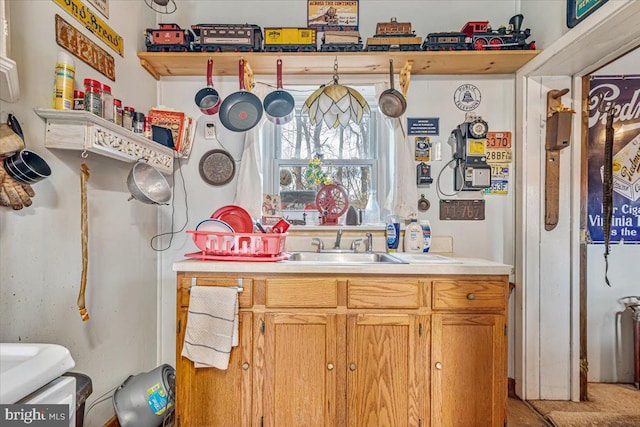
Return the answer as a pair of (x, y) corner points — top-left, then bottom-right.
(286, 251), (406, 264)
(0, 343), (75, 403)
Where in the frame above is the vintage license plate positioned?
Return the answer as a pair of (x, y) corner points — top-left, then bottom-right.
(485, 148), (512, 163)
(55, 15), (115, 81)
(439, 199), (485, 220)
(483, 180), (509, 195)
(490, 163), (510, 179)
(486, 131), (512, 148)
(53, 0), (123, 56)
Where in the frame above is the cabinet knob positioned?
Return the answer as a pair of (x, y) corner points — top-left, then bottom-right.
(349, 363), (357, 371)
(242, 362), (250, 370)
(467, 293), (476, 300)
(435, 362), (442, 370)
(327, 363), (334, 371)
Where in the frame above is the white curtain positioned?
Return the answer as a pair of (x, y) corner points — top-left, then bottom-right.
(374, 82), (416, 220)
(232, 83), (270, 219)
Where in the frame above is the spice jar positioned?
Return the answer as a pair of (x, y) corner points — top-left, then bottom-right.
(101, 84), (114, 121)
(123, 106), (135, 131)
(113, 99), (123, 126)
(83, 79), (102, 116)
(144, 116), (152, 138)
(73, 90), (84, 110)
(132, 112), (145, 134)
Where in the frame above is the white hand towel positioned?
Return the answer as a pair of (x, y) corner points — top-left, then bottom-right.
(181, 286), (239, 370)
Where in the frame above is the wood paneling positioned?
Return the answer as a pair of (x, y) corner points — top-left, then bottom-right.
(266, 278), (337, 308)
(347, 279), (420, 309)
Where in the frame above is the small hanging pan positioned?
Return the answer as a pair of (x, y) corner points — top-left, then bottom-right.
(263, 59), (295, 125)
(194, 58), (221, 115)
(379, 59), (407, 119)
(219, 59), (263, 132)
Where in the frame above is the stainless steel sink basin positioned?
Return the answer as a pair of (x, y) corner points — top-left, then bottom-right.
(286, 251), (406, 264)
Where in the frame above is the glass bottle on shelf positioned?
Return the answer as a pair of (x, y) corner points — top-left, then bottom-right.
(363, 190), (380, 225)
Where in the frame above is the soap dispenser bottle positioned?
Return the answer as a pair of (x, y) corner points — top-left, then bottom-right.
(404, 215), (423, 253)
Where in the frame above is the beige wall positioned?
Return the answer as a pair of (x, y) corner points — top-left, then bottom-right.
(0, 1), (158, 425)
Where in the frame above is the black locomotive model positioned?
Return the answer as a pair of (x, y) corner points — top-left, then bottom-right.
(422, 14), (535, 51)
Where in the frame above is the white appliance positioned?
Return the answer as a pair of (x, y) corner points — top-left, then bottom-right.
(17, 376), (76, 427)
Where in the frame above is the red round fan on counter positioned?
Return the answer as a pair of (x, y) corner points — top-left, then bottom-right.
(315, 184), (348, 225)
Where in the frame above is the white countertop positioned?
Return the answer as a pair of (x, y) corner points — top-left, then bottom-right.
(173, 253), (512, 276)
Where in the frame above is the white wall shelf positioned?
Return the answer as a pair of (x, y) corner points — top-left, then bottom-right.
(34, 109), (174, 174)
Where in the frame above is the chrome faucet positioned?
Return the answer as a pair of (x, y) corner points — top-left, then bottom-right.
(350, 238), (363, 251)
(311, 237), (324, 252)
(333, 228), (343, 249)
(365, 232), (373, 253)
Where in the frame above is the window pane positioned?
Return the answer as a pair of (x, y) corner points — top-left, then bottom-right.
(279, 164), (373, 211)
(279, 113), (373, 161)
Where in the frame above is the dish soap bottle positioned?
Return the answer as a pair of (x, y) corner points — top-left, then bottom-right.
(386, 216), (400, 252)
(404, 215), (423, 253)
(420, 219), (431, 253)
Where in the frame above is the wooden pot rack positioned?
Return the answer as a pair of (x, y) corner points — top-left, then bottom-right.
(137, 50), (540, 80)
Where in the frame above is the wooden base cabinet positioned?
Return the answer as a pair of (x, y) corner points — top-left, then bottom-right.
(347, 314), (428, 427)
(175, 274), (508, 427)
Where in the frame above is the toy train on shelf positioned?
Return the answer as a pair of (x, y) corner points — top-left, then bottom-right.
(145, 15), (535, 53)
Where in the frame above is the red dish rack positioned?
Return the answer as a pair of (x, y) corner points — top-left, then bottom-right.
(186, 230), (288, 261)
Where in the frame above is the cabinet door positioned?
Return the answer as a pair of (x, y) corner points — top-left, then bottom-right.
(176, 309), (253, 427)
(263, 313), (338, 427)
(347, 314), (427, 427)
(431, 314), (506, 427)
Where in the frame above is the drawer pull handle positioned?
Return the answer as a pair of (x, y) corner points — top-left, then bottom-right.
(435, 362), (442, 370)
(327, 363), (334, 371)
(467, 293), (476, 300)
(242, 362), (250, 370)
(349, 363), (357, 371)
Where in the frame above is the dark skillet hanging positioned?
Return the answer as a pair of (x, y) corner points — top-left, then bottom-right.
(263, 59), (295, 125)
(194, 58), (221, 115)
(219, 59), (264, 132)
(379, 59), (407, 119)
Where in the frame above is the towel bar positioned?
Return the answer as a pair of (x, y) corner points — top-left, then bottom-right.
(187, 277), (244, 293)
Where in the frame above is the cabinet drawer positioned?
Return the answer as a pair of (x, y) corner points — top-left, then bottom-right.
(348, 279), (420, 308)
(432, 280), (505, 311)
(266, 278), (338, 308)
(178, 277), (253, 308)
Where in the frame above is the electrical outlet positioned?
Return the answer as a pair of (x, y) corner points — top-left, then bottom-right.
(204, 122), (216, 139)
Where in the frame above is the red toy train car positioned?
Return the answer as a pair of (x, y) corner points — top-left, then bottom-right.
(145, 23), (192, 52)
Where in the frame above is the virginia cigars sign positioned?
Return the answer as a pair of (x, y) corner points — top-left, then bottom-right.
(53, 0), (123, 56)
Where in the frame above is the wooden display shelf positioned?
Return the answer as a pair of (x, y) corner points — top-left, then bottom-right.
(34, 109), (174, 174)
(138, 50), (541, 79)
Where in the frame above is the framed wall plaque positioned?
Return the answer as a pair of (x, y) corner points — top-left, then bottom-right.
(307, 1), (359, 31)
(567, 0), (608, 28)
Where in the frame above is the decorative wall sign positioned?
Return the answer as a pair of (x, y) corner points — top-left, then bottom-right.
(587, 75), (640, 243)
(453, 84), (481, 111)
(439, 199), (485, 220)
(407, 117), (439, 135)
(55, 15), (115, 81)
(414, 137), (431, 161)
(87, 0), (108, 18)
(567, 0), (608, 28)
(53, 0), (123, 56)
(307, 1), (359, 31)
